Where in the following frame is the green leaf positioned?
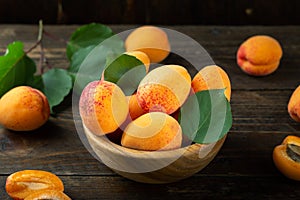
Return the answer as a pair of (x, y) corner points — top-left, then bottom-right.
(104, 54), (146, 95)
(27, 75), (44, 91)
(0, 41), (36, 97)
(66, 23), (114, 60)
(68, 45), (96, 73)
(42, 68), (73, 113)
(72, 35), (124, 94)
(179, 89), (232, 144)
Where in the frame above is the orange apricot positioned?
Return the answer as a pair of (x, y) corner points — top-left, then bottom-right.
(127, 94), (147, 120)
(6, 170), (64, 200)
(137, 65), (191, 115)
(79, 80), (129, 135)
(288, 85), (300, 122)
(273, 135), (300, 181)
(125, 26), (170, 63)
(125, 51), (150, 73)
(237, 35), (282, 76)
(24, 190), (71, 200)
(191, 65), (231, 101)
(121, 112), (182, 151)
(0, 86), (50, 131)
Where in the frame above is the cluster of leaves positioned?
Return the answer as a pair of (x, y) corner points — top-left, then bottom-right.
(0, 22), (232, 144)
(0, 23), (136, 113)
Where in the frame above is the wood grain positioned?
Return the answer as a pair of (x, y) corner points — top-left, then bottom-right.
(0, 25), (300, 199)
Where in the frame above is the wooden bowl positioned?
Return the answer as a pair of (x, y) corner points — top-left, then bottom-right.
(83, 123), (226, 184)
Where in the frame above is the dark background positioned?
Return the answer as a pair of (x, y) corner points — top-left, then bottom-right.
(0, 0), (299, 25)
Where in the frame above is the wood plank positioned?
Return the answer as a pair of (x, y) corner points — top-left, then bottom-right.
(1, 175), (300, 200)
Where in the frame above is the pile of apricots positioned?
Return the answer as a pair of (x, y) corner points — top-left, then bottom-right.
(0, 25), (300, 194)
(79, 26), (231, 151)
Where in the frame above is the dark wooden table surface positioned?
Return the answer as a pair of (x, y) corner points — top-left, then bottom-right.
(0, 25), (300, 199)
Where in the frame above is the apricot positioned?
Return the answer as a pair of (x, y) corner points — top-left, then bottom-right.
(6, 170), (64, 200)
(24, 190), (71, 200)
(137, 65), (191, 115)
(191, 65), (231, 101)
(125, 51), (150, 73)
(288, 85), (300, 122)
(125, 26), (170, 63)
(127, 94), (147, 120)
(273, 135), (300, 181)
(237, 35), (282, 76)
(79, 80), (129, 135)
(121, 112), (182, 151)
(0, 86), (50, 131)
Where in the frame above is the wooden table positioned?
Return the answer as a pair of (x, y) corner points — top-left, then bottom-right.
(1, 25), (300, 199)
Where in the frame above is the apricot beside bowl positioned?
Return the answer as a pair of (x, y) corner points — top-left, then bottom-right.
(82, 123), (226, 184)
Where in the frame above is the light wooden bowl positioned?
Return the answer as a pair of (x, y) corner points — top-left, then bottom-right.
(83, 123), (226, 184)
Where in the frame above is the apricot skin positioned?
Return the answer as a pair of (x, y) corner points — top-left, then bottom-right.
(137, 65), (191, 115)
(125, 51), (150, 73)
(125, 26), (170, 63)
(273, 135), (300, 181)
(288, 85), (300, 122)
(237, 35), (282, 76)
(127, 94), (147, 120)
(24, 190), (71, 200)
(79, 80), (128, 136)
(121, 112), (182, 151)
(0, 86), (50, 131)
(192, 65), (231, 101)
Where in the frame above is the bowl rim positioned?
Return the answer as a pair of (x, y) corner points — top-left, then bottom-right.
(83, 122), (226, 160)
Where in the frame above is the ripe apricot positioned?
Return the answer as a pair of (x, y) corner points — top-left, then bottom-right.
(288, 85), (300, 122)
(273, 135), (300, 181)
(121, 112), (182, 151)
(137, 65), (191, 115)
(125, 51), (150, 73)
(191, 65), (231, 101)
(237, 35), (282, 76)
(79, 80), (129, 135)
(127, 94), (147, 120)
(6, 170), (64, 200)
(24, 190), (71, 200)
(125, 26), (170, 63)
(0, 86), (50, 131)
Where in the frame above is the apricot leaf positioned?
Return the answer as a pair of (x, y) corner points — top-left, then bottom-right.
(179, 89), (232, 144)
(66, 23), (114, 60)
(104, 54), (146, 95)
(0, 41), (36, 97)
(68, 45), (96, 73)
(42, 68), (73, 113)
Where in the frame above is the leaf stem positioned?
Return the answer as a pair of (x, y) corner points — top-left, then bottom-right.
(25, 20), (43, 54)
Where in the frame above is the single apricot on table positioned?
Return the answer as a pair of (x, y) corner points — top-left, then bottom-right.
(0, 86), (50, 131)
(6, 170), (64, 200)
(79, 80), (129, 136)
(273, 135), (300, 181)
(125, 51), (150, 73)
(191, 65), (231, 101)
(288, 85), (300, 122)
(236, 35), (282, 76)
(121, 112), (182, 151)
(125, 26), (170, 63)
(137, 65), (191, 115)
